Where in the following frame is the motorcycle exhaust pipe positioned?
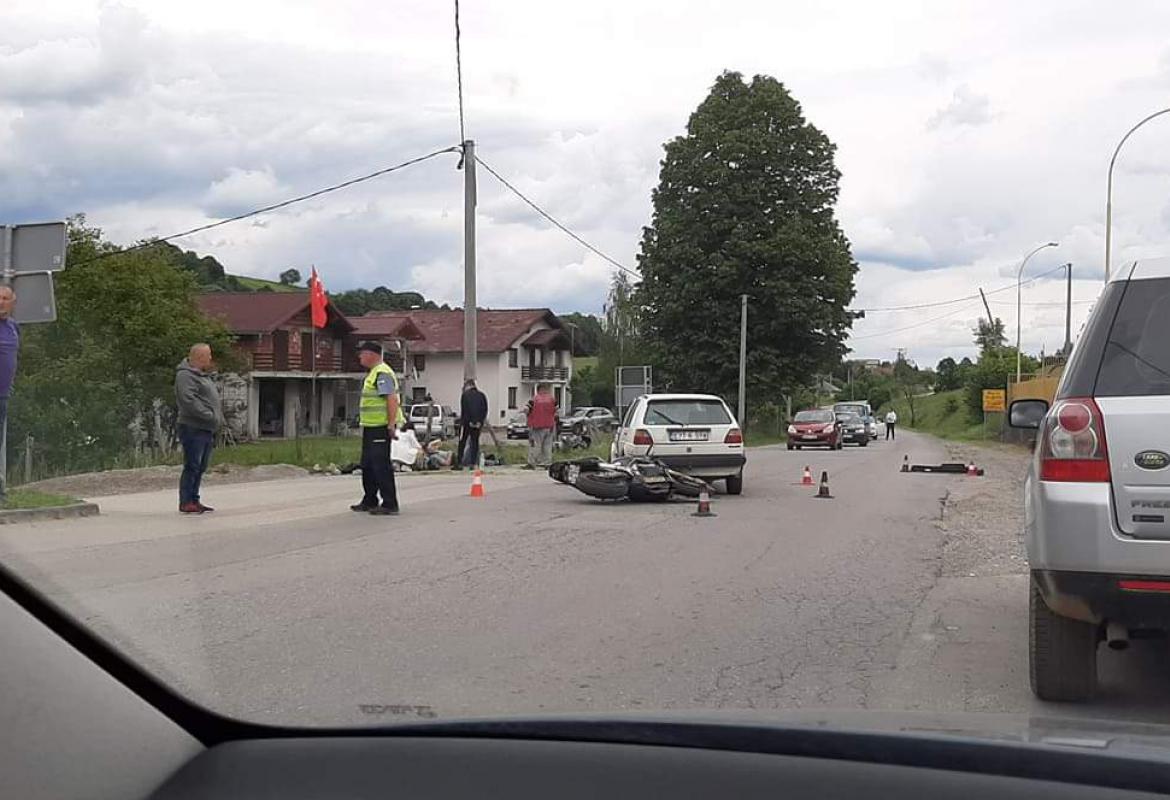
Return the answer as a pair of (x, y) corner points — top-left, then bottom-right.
(1106, 621), (1129, 651)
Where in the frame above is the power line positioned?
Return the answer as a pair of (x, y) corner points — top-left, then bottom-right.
(476, 155), (640, 279)
(454, 0), (466, 144)
(850, 298), (984, 341)
(860, 262), (1070, 312)
(75, 146), (462, 267)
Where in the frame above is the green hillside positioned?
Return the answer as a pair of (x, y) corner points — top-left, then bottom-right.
(231, 274), (298, 292)
(884, 389), (1001, 441)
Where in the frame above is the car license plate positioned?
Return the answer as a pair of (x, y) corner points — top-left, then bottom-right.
(803, 434), (818, 440)
(567, 465), (580, 484)
(669, 430), (709, 442)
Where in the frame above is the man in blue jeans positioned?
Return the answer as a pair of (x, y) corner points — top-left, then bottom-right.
(0, 286), (20, 504)
(174, 343), (223, 514)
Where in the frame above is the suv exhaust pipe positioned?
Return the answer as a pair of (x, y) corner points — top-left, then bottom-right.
(1106, 621), (1130, 651)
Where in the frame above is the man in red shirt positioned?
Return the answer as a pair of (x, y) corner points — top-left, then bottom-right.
(524, 384), (559, 469)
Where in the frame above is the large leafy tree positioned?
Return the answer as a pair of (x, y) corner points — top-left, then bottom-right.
(10, 218), (235, 476)
(636, 71), (857, 405)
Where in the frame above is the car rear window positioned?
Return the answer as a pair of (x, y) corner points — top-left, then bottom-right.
(1094, 277), (1170, 397)
(644, 399), (731, 425)
(794, 410), (834, 423)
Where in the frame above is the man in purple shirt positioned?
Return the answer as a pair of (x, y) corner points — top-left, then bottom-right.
(0, 286), (19, 503)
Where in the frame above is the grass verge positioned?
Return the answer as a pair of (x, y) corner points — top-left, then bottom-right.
(885, 389), (1003, 441)
(213, 436), (361, 468)
(3, 489), (80, 509)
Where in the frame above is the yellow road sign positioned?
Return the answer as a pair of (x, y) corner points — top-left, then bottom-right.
(982, 389), (1006, 413)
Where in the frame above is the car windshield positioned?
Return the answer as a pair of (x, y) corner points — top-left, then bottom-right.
(794, 410), (835, 423)
(0, 0), (1164, 757)
(644, 399), (731, 425)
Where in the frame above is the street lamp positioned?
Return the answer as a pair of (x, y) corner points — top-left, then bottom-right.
(1017, 242), (1059, 384)
(1106, 107), (1170, 281)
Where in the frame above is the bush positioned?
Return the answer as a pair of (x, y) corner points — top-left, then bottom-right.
(943, 396), (960, 416)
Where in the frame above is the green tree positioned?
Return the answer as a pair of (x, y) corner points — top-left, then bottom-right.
(9, 217), (235, 477)
(330, 286), (440, 315)
(935, 357), (961, 391)
(974, 317), (1007, 356)
(636, 71), (856, 405)
(279, 268), (302, 286)
(559, 312), (603, 356)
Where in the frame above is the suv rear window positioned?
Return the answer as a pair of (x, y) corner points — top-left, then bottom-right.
(1095, 277), (1170, 397)
(644, 399), (731, 425)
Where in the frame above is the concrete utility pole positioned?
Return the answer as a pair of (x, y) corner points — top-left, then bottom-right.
(1063, 263), (1073, 356)
(737, 294), (748, 427)
(462, 139), (477, 381)
(0, 227), (10, 490)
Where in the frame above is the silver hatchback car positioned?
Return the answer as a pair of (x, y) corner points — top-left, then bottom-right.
(1010, 256), (1170, 701)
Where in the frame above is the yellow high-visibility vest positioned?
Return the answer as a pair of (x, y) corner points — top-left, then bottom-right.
(359, 362), (405, 426)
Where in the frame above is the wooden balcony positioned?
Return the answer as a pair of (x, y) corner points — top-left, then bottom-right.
(521, 365), (569, 382)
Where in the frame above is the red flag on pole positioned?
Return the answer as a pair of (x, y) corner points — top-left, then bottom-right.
(309, 266), (328, 329)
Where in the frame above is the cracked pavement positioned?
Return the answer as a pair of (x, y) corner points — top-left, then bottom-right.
(5, 431), (1169, 727)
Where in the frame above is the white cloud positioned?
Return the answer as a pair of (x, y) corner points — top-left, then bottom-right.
(3, 0), (1170, 368)
(926, 84), (994, 130)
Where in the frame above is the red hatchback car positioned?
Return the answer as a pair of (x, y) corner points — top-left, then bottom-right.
(787, 409), (843, 450)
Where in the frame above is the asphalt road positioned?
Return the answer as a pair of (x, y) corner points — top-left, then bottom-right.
(3, 430), (1170, 728)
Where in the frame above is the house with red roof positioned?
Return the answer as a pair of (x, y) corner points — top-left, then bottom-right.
(198, 293), (574, 438)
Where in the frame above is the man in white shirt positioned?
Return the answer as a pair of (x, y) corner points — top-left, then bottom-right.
(885, 410), (898, 440)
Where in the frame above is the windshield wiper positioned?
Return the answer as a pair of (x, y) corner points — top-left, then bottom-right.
(651, 411), (684, 426)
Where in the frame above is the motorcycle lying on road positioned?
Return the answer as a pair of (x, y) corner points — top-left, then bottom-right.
(548, 455), (709, 502)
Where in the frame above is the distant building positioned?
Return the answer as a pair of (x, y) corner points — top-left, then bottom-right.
(198, 294), (574, 438)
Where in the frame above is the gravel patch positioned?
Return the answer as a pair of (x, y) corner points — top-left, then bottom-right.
(22, 462), (309, 499)
(934, 441), (1031, 578)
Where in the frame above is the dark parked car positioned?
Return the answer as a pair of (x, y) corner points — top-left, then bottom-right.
(836, 412), (869, 446)
(787, 409), (843, 450)
(506, 414), (529, 440)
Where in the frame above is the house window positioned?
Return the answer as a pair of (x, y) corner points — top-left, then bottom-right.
(413, 354), (426, 372)
(554, 387), (563, 406)
(508, 349), (518, 368)
(528, 348), (537, 368)
(555, 349), (564, 367)
(412, 387), (428, 403)
(508, 387), (518, 409)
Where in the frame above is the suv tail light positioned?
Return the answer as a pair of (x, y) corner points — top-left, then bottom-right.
(1039, 397), (1110, 482)
(632, 429), (654, 446)
(724, 428), (743, 444)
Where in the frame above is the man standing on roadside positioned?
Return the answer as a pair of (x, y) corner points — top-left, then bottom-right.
(175, 343), (223, 514)
(885, 408), (898, 441)
(524, 384), (559, 469)
(0, 286), (19, 503)
(454, 378), (488, 470)
(352, 341), (404, 515)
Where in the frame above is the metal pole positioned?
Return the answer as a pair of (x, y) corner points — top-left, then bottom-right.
(23, 434), (32, 485)
(848, 364), (854, 401)
(737, 294), (747, 427)
(1106, 108), (1170, 281)
(311, 325), (317, 435)
(462, 139), (478, 382)
(1064, 263), (1073, 356)
(0, 226), (11, 494)
(1016, 242), (1059, 384)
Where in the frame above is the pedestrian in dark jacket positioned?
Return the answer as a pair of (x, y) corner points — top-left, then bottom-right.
(455, 379), (489, 469)
(175, 343), (223, 514)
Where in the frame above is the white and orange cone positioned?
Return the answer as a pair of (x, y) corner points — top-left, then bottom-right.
(801, 465), (814, 486)
(692, 487), (716, 517)
(469, 468), (485, 498)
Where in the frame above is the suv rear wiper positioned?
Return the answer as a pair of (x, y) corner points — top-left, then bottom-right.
(650, 412), (684, 426)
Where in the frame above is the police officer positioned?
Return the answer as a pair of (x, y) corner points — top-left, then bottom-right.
(351, 341), (404, 515)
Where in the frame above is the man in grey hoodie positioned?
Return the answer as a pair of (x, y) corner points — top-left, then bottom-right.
(175, 343), (223, 514)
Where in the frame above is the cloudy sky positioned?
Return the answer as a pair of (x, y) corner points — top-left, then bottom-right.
(3, 0), (1170, 366)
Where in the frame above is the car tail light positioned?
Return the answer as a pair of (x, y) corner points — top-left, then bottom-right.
(1119, 579), (1170, 593)
(725, 429), (743, 444)
(632, 429), (653, 446)
(1039, 397), (1110, 482)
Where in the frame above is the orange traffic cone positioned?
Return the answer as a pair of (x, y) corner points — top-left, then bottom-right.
(900, 455), (909, 473)
(469, 468), (485, 498)
(801, 465), (814, 486)
(814, 471), (833, 499)
(692, 487), (716, 517)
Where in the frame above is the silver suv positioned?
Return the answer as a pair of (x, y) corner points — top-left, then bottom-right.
(1010, 256), (1170, 701)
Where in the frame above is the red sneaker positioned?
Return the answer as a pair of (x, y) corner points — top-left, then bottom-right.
(179, 502), (204, 514)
